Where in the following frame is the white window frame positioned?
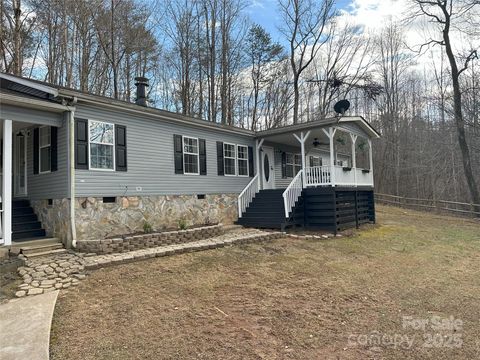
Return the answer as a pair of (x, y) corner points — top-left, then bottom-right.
(223, 142), (237, 176)
(182, 135), (200, 175)
(88, 120), (116, 171)
(38, 126), (51, 174)
(237, 145), (249, 177)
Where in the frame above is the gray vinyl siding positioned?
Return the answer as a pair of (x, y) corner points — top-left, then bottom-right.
(1, 104), (63, 127)
(27, 120), (69, 200)
(74, 104), (255, 197)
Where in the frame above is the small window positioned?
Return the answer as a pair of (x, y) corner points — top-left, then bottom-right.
(39, 126), (51, 173)
(197, 194), (205, 200)
(183, 136), (199, 175)
(224, 143), (236, 176)
(309, 156), (321, 167)
(89, 121), (114, 170)
(102, 196), (116, 203)
(237, 145), (248, 176)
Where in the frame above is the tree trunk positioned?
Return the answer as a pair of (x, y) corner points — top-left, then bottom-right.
(442, 7), (480, 212)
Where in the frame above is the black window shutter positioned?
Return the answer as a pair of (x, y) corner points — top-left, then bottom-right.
(281, 152), (287, 178)
(248, 146), (254, 177)
(199, 139), (207, 175)
(173, 134), (183, 174)
(216, 141), (224, 176)
(115, 125), (127, 171)
(75, 118), (89, 169)
(51, 126), (58, 172)
(33, 128), (39, 174)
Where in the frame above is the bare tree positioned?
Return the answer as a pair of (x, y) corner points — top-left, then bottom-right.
(410, 0), (480, 210)
(278, 0), (334, 124)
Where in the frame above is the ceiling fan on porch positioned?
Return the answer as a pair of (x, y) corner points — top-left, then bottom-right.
(312, 138), (329, 147)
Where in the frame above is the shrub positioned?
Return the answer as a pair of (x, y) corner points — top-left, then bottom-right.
(178, 218), (188, 230)
(143, 221), (153, 234)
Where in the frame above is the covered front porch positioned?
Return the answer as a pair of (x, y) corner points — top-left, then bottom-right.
(237, 116), (380, 231)
(0, 83), (71, 246)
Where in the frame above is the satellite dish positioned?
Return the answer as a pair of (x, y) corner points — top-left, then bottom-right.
(333, 99), (350, 115)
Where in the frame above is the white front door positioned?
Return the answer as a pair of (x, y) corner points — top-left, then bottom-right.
(14, 132), (27, 197)
(262, 146), (275, 189)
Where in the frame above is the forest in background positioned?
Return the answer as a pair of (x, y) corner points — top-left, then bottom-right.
(1, 0), (479, 207)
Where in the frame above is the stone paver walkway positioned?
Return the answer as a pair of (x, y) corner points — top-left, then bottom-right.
(0, 290), (59, 360)
(84, 228), (285, 269)
(16, 252), (89, 297)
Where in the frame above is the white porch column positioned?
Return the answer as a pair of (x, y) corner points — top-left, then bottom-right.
(350, 134), (357, 187)
(2, 120), (12, 246)
(322, 127), (337, 186)
(293, 131), (310, 187)
(255, 138), (264, 189)
(368, 139), (374, 186)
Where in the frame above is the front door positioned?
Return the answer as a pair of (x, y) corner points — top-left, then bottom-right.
(14, 132), (27, 197)
(262, 146), (275, 189)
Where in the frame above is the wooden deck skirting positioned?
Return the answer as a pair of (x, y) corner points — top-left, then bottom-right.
(375, 193), (480, 217)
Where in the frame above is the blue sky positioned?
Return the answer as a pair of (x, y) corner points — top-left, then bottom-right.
(246, 0), (353, 44)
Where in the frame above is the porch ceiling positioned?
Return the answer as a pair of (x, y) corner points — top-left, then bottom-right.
(0, 121), (38, 138)
(261, 127), (331, 148)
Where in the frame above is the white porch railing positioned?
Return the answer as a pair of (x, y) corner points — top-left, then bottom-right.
(305, 166), (331, 186)
(304, 166), (373, 187)
(282, 169), (304, 218)
(238, 174), (259, 218)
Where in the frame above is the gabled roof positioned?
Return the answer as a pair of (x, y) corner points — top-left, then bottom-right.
(256, 116), (381, 139)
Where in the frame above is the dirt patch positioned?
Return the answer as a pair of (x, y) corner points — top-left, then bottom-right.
(50, 205), (480, 359)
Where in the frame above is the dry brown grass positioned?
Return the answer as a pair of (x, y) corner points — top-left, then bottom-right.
(50, 205), (480, 359)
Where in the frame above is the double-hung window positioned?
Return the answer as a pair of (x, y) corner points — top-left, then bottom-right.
(285, 153), (294, 178)
(224, 143), (236, 176)
(285, 153), (302, 178)
(39, 126), (51, 173)
(183, 136), (199, 175)
(237, 145), (248, 176)
(89, 121), (115, 170)
(294, 154), (302, 174)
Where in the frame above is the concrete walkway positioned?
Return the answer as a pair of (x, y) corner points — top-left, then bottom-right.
(0, 290), (59, 360)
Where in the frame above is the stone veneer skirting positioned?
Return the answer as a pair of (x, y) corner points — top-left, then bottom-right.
(74, 194), (238, 240)
(31, 199), (71, 245)
(29, 194), (239, 243)
(76, 224), (225, 254)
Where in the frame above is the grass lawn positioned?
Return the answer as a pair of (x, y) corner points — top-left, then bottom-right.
(50, 205), (480, 359)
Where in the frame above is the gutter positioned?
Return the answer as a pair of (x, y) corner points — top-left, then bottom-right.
(66, 97), (78, 248)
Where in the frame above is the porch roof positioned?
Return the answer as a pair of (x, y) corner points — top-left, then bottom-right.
(255, 116), (380, 147)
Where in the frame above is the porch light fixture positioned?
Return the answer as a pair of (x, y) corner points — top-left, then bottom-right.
(312, 138), (320, 147)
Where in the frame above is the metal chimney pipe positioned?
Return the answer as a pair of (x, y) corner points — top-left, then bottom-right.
(134, 76), (149, 107)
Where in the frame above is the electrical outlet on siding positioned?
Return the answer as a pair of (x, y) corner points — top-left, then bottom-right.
(136, 186), (143, 192)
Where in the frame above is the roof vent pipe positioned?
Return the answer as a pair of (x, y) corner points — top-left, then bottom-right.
(134, 76), (149, 107)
